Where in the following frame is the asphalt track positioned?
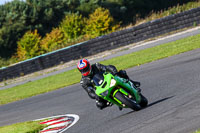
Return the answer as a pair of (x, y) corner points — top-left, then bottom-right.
(0, 47), (200, 133)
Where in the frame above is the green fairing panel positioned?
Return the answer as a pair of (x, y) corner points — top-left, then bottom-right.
(95, 73), (141, 107)
(95, 73), (113, 96)
(114, 76), (141, 103)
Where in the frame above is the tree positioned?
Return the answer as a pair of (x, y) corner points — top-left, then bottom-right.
(0, 23), (27, 58)
(16, 30), (42, 60)
(0, 0), (74, 58)
(0, 0), (29, 57)
(77, 0), (101, 16)
(40, 28), (65, 52)
(60, 13), (86, 40)
(85, 7), (119, 38)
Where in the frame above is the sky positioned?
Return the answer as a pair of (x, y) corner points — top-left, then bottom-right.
(0, 0), (15, 5)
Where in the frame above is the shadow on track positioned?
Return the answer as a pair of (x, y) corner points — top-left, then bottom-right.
(114, 96), (175, 118)
(147, 96), (175, 108)
(104, 96), (175, 125)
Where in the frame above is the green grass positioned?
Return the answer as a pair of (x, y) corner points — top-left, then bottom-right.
(101, 33), (200, 69)
(0, 34), (200, 105)
(0, 121), (46, 133)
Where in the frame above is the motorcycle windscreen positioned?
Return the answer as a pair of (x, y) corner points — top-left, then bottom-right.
(93, 73), (104, 86)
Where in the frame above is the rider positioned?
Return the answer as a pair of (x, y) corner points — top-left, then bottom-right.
(77, 59), (141, 110)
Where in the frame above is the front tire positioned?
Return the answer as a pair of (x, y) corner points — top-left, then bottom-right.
(140, 94), (148, 108)
(115, 91), (141, 111)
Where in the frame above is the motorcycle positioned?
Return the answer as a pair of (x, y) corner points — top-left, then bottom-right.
(93, 72), (148, 111)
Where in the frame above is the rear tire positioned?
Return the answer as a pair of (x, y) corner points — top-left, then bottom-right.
(115, 91), (141, 111)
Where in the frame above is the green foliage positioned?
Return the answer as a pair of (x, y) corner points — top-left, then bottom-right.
(138, 1), (200, 24)
(0, 0), (28, 28)
(0, 57), (17, 68)
(85, 7), (119, 38)
(17, 30), (42, 60)
(0, 0), (197, 59)
(25, 0), (70, 34)
(0, 0), (74, 58)
(0, 1), (29, 58)
(98, 0), (197, 23)
(40, 28), (65, 52)
(60, 13), (86, 40)
(65, 0), (80, 11)
(77, 0), (100, 16)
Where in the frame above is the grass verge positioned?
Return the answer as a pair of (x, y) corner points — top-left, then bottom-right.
(0, 120), (46, 133)
(0, 34), (200, 105)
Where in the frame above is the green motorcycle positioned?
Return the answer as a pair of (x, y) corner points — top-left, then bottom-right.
(93, 72), (148, 111)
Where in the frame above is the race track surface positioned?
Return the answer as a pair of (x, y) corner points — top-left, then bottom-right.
(0, 48), (200, 133)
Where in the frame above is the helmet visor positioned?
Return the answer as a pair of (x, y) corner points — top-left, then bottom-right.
(80, 65), (91, 74)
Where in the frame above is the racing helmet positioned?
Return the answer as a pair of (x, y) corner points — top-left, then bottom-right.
(77, 59), (91, 76)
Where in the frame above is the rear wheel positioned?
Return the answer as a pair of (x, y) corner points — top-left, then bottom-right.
(115, 91), (141, 111)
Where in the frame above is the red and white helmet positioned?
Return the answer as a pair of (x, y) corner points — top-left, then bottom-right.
(77, 59), (91, 76)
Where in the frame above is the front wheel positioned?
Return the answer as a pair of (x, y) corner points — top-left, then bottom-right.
(115, 91), (141, 111)
(139, 94), (148, 108)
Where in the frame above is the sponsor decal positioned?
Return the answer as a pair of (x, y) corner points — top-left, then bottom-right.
(35, 114), (79, 133)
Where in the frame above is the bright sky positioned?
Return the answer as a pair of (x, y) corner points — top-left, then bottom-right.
(0, 0), (14, 5)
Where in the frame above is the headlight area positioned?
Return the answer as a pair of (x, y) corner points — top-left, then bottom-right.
(110, 79), (116, 87)
(101, 90), (109, 97)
